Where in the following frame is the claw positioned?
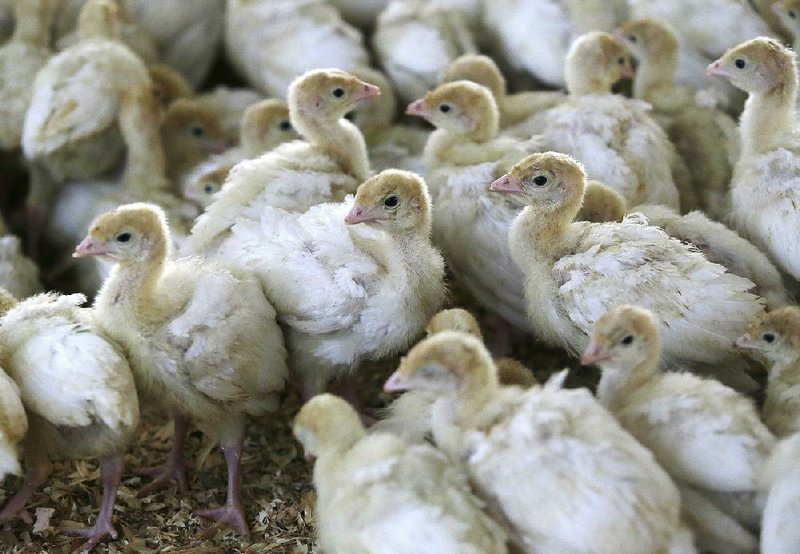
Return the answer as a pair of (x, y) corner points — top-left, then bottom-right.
(61, 520), (118, 553)
(135, 462), (189, 497)
(196, 504), (250, 537)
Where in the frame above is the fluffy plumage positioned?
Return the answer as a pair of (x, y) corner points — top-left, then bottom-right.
(506, 32), (682, 210)
(184, 68), (380, 258)
(0, 290), (139, 549)
(759, 432), (800, 554)
(0, 214), (42, 299)
(374, 0), (477, 103)
(482, 0), (628, 88)
(294, 394), (508, 553)
(0, 365), (26, 482)
(225, 0), (369, 98)
(194, 86), (263, 144)
(738, 307), (800, 437)
(583, 305), (774, 552)
(494, 152), (766, 384)
(385, 332), (687, 553)
(77, 203), (287, 534)
(709, 38), (800, 281)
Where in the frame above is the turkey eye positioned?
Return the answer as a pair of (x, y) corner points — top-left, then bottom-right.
(790, 10), (797, 18)
(628, 35), (637, 43)
(191, 126), (205, 137)
(617, 57), (625, 65)
(532, 175), (548, 186)
(439, 104), (451, 113)
(332, 87), (345, 98)
(116, 232), (131, 243)
(763, 332), (776, 343)
(204, 184), (215, 194)
(735, 58), (746, 69)
(384, 195), (399, 208)
(279, 120), (291, 131)
(621, 335), (634, 345)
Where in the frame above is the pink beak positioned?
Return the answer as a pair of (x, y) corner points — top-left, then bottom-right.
(580, 343), (611, 365)
(490, 173), (525, 193)
(383, 371), (412, 392)
(73, 236), (106, 258)
(344, 204), (380, 225)
(207, 138), (229, 154)
(406, 99), (427, 117)
(621, 63), (635, 80)
(706, 60), (729, 78)
(354, 82), (381, 103)
(735, 333), (757, 350)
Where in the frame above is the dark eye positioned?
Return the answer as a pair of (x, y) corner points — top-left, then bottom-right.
(621, 335), (634, 345)
(439, 104), (451, 113)
(204, 184), (215, 194)
(344, 111), (355, 121)
(735, 58), (746, 69)
(384, 195), (399, 208)
(617, 57), (626, 65)
(332, 87), (345, 98)
(279, 120), (291, 131)
(533, 175), (548, 186)
(116, 232), (131, 243)
(191, 126), (205, 137)
(790, 10), (797, 18)
(763, 332), (776, 343)
(628, 34), (637, 43)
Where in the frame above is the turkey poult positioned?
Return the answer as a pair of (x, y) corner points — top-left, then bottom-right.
(0, 0), (53, 151)
(440, 54), (566, 129)
(0, 351), (25, 484)
(615, 18), (740, 220)
(708, 38), (800, 282)
(384, 332), (690, 554)
(773, 0), (800, 54)
(293, 394), (509, 554)
(225, 0), (369, 98)
(582, 305), (774, 553)
(407, 80), (534, 333)
(184, 68), (380, 258)
(0, 215), (42, 300)
(506, 32), (683, 211)
(373, 308), (536, 443)
(182, 99), (301, 210)
(759, 432), (800, 554)
(194, 86), (263, 145)
(373, 0), (477, 103)
(74, 203), (287, 535)
(491, 152), (766, 387)
(213, 169), (444, 401)
(21, 0), (149, 241)
(737, 307), (800, 437)
(0, 289), (139, 551)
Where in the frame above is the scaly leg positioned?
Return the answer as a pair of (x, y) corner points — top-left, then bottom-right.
(196, 436), (249, 536)
(59, 454), (124, 551)
(0, 454), (52, 524)
(136, 414), (190, 497)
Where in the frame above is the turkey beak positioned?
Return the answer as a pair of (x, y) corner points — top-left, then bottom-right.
(205, 137), (229, 154)
(73, 236), (107, 258)
(580, 343), (611, 365)
(490, 173), (524, 193)
(383, 370), (412, 392)
(706, 60), (729, 78)
(354, 82), (381, 103)
(621, 62), (635, 80)
(406, 99), (428, 118)
(345, 204), (380, 225)
(735, 333), (758, 350)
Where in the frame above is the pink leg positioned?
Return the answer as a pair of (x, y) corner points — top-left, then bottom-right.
(0, 457), (52, 524)
(59, 454), (124, 550)
(195, 438), (249, 536)
(136, 414), (190, 497)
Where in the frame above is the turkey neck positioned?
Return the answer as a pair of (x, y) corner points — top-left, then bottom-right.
(596, 353), (659, 413)
(298, 117), (370, 182)
(739, 79), (797, 157)
(120, 101), (169, 195)
(97, 243), (168, 320)
(13, 0), (52, 48)
(634, 51), (677, 103)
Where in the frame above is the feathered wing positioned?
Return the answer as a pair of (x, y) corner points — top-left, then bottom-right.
(618, 373), (774, 491)
(0, 294), (138, 434)
(732, 149), (800, 280)
(22, 42), (148, 156)
(184, 141), (359, 256)
(0, 368), (26, 479)
(0, 236), (43, 300)
(555, 215), (765, 364)
(162, 260), (287, 413)
(221, 201), (380, 338)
